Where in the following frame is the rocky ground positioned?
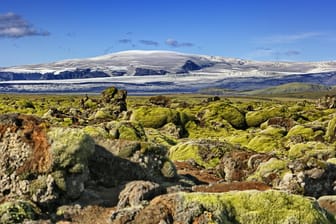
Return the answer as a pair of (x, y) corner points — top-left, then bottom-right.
(1, 87), (336, 223)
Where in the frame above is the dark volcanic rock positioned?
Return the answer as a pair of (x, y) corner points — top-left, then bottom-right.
(133, 68), (167, 76)
(181, 60), (202, 71)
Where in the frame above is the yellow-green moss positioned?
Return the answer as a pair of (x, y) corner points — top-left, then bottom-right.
(169, 140), (234, 168)
(131, 106), (180, 128)
(203, 102), (246, 129)
(0, 200), (39, 223)
(185, 120), (230, 139)
(288, 142), (335, 160)
(326, 115), (336, 142)
(48, 127), (95, 173)
(287, 125), (315, 141)
(84, 125), (109, 139)
(145, 128), (177, 147)
(248, 158), (288, 182)
(246, 106), (287, 127)
(181, 190), (333, 224)
(247, 135), (283, 154)
(224, 130), (253, 147)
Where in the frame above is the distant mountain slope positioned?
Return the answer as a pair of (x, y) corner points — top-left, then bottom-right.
(0, 50), (336, 93)
(245, 82), (332, 95)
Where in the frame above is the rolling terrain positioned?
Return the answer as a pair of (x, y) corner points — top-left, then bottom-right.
(1, 50), (336, 93)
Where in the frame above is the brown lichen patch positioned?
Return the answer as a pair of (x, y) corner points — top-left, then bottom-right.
(174, 161), (221, 184)
(133, 194), (176, 224)
(192, 181), (271, 193)
(0, 114), (52, 175)
(63, 205), (115, 224)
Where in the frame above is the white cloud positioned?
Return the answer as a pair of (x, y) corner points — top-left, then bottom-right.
(259, 32), (323, 44)
(0, 12), (50, 38)
(165, 38), (194, 47)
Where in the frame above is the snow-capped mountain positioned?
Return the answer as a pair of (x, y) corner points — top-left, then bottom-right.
(1, 50), (336, 93)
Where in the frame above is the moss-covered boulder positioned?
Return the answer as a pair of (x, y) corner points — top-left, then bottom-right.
(169, 139), (237, 168)
(246, 106), (287, 127)
(247, 158), (289, 185)
(201, 102), (246, 129)
(0, 200), (39, 223)
(48, 127), (95, 174)
(247, 126), (285, 154)
(288, 142), (336, 160)
(131, 106), (180, 129)
(0, 114), (95, 206)
(132, 191), (334, 224)
(326, 115), (336, 142)
(286, 125), (316, 142)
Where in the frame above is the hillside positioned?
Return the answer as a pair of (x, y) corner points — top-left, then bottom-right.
(1, 50), (336, 93)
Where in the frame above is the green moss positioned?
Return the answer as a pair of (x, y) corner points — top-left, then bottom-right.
(287, 125), (315, 141)
(224, 130), (253, 147)
(169, 140), (235, 168)
(160, 160), (177, 178)
(118, 122), (147, 141)
(84, 125), (109, 139)
(181, 191), (333, 224)
(246, 106), (287, 127)
(84, 99), (97, 109)
(326, 115), (336, 142)
(51, 171), (66, 191)
(0, 200), (39, 223)
(288, 142), (335, 160)
(91, 109), (112, 120)
(131, 106), (180, 128)
(29, 175), (48, 196)
(203, 102), (246, 129)
(185, 120), (231, 139)
(48, 127), (95, 173)
(327, 158), (336, 165)
(247, 135), (283, 154)
(248, 158), (288, 182)
(145, 128), (177, 147)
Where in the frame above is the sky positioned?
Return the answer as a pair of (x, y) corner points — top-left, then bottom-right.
(1, 0), (336, 67)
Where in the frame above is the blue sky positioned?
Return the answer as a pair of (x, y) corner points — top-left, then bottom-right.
(1, 0), (336, 66)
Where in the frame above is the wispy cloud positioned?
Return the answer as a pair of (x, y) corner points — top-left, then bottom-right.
(0, 12), (50, 38)
(284, 50), (300, 56)
(248, 48), (301, 60)
(259, 32), (323, 44)
(165, 38), (194, 47)
(139, 39), (159, 46)
(118, 38), (132, 44)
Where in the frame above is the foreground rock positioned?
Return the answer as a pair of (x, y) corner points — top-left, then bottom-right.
(124, 190), (334, 224)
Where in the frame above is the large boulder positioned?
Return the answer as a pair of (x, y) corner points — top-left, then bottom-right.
(246, 106), (287, 127)
(131, 106), (180, 129)
(168, 139), (237, 169)
(0, 114), (95, 207)
(130, 191), (334, 224)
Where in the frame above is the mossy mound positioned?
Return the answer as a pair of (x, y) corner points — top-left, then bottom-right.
(247, 127), (286, 154)
(184, 119), (231, 139)
(202, 102), (246, 129)
(134, 191), (334, 224)
(131, 106), (180, 129)
(288, 142), (336, 160)
(168, 139), (237, 168)
(48, 127), (95, 174)
(0, 200), (39, 223)
(248, 158), (289, 185)
(182, 190), (333, 224)
(224, 130), (253, 147)
(326, 115), (336, 142)
(286, 125), (316, 142)
(246, 106), (287, 127)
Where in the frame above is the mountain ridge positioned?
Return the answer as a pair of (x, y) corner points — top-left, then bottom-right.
(1, 50), (336, 93)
